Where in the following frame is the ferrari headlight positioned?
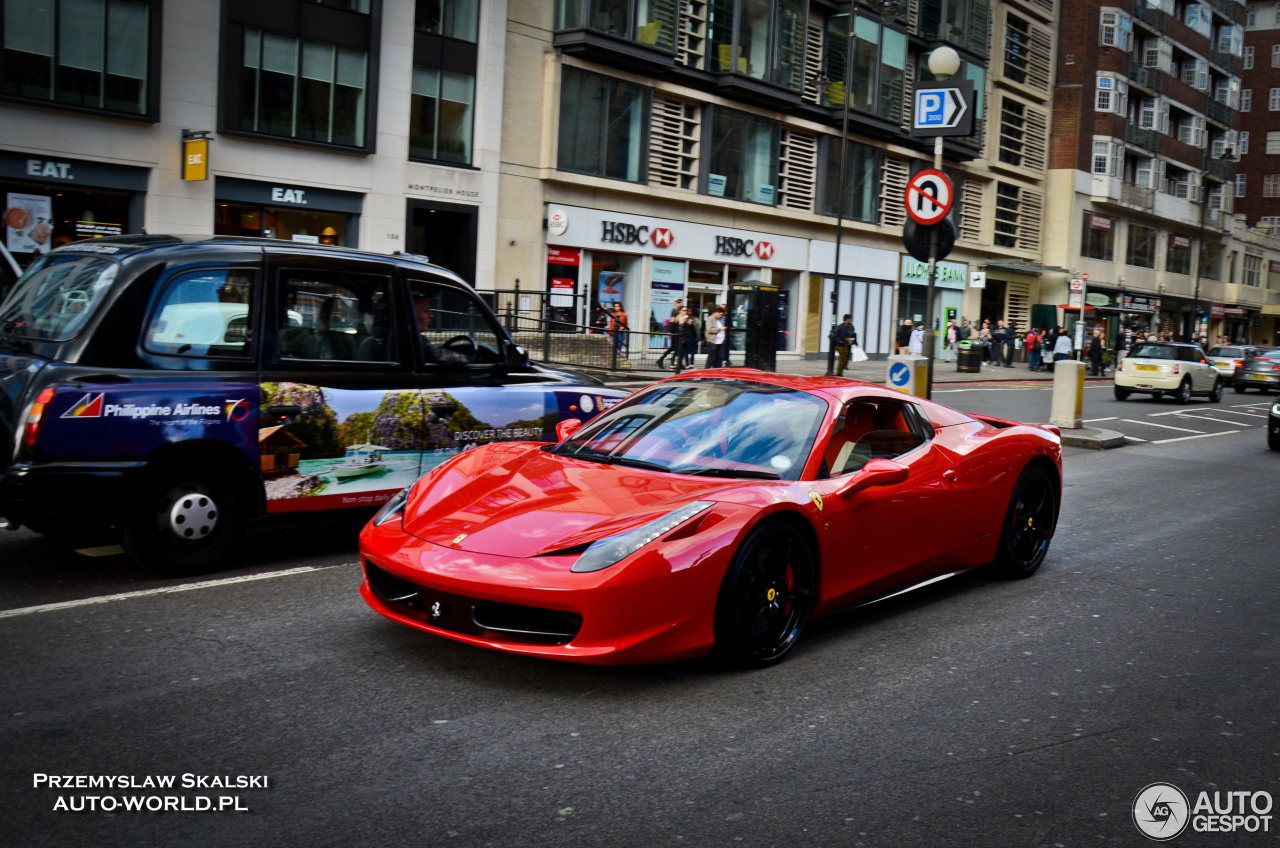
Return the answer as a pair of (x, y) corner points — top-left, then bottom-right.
(372, 485), (412, 527)
(571, 501), (714, 573)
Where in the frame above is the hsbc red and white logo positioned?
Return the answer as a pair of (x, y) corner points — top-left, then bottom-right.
(651, 228), (674, 248)
(600, 221), (675, 249)
(755, 241), (774, 259)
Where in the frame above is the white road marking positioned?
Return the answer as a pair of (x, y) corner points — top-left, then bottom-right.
(0, 563), (355, 620)
(1152, 430), (1240, 444)
(1204, 408), (1269, 418)
(1084, 417), (1118, 423)
(1172, 414), (1252, 427)
(1119, 419), (1205, 434)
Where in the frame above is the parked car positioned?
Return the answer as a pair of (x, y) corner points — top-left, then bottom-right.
(0, 236), (627, 575)
(1113, 342), (1221, 403)
(1231, 348), (1280, 394)
(1206, 345), (1260, 381)
(360, 371), (1063, 667)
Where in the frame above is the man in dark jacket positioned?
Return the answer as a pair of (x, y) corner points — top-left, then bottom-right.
(896, 319), (913, 354)
(1088, 327), (1105, 376)
(833, 314), (858, 376)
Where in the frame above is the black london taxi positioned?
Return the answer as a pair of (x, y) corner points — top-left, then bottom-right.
(0, 236), (625, 575)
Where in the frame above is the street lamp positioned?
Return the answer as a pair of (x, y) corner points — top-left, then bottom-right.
(1191, 145), (1236, 347)
(825, 10), (856, 376)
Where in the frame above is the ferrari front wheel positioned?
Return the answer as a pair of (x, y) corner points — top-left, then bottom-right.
(713, 522), (815, 668)
(991, 466), (1056, 579)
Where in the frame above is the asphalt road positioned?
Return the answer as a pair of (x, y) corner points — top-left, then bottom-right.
(2, 384), (1277, 847)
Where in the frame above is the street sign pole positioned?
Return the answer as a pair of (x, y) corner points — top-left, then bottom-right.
(921, 135), (946, 399)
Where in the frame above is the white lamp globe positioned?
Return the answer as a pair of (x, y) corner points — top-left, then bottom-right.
(927, 46), (962, 78)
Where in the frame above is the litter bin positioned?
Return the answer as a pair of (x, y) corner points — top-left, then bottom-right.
(957, 340), (982, 373)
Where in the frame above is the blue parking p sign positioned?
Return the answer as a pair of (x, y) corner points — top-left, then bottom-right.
(911, 79), (974, 138)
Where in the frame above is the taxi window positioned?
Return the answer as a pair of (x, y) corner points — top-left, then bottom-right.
(408, 279), (503, 366)
(1177, 346), (1200, 362)
(143, 269), (256, 357)
(278, 271), (396, 363)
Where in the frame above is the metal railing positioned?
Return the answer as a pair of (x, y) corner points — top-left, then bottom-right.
(1125, 123), (1160, 152)
(1122, 182), (1157, 210)
(499, 305), (708, 374)
(1205, 97), (1232, 126)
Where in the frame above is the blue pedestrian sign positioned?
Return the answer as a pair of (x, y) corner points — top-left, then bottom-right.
(889, 362), (911, 388)
(911, 79), (974, 138)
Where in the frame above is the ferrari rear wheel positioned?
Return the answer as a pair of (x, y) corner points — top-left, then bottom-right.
(991, 466), (1056, 580)
(714, 522), (815, 668)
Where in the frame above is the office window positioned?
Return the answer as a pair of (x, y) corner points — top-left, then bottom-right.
(1, 0), (153, 116)
(1126, 223), (1158, 268)
(1242, 89), (1252, 111)
(1004, 13), (1030, 82)
(1240, 131), (1250, 154)
(1264, 174), (1280, 197)
(1236, 173), (1247, 197)
(557, 67), (649, 182)
(823, 13), (906, 123)
(705, 107), (779, 205)
(820, 138), (880, 222)
(416, 0), (479, 42)
(1166, 233), (1192, 274)
(1274, 44), (1280, 67)
(556, 0), (678, 52)
(1271, 88), (1280, 110)
(410, 67), (474, 164)
(1244, 254), (1262, 287)
(1267, 132), (1280, 154)
(1081, 212), (1114, 261)
(918, 0), (990, 58)
(1244, 46), (1254, 69)
(238, 29), (367, 146)
(709, 0), (806, 91)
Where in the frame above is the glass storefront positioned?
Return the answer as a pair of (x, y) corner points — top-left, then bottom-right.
(214, 203), (346, 244)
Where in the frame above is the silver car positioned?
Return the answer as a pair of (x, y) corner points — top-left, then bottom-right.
(1207, 345), (1260, 381)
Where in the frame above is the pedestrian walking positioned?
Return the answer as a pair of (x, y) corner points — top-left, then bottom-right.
(896, 319), (913, 354)
(943, 319), (958, 361)
(833, 314), (858, 376)
(608, 302), (629, 352)
(908, 322), (925, 355)
(1088, 327), (1105, 376)
(1025, 327), (1042, 371)
(1052, 326), (1073, 364)
(655, 298), (683, 369)
(980, 320), (993, 363)
(704, 306), (727, 368)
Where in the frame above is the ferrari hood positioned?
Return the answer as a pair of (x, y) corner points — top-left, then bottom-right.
(401, 443), (743, 557)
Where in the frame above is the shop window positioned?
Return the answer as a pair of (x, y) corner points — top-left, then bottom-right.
(238, 29), (367, 146)
(708, 0), (806, 91)
(556, 0), (678, 53)
(416, 0), (478, 42)
(1, 0), (154, 117)
(410, 67), (474, 164)
(820, 137), (880, 223)
(278, 271), (396, 364)
(215, 203), (347, 245)
(1081, 212), (1114, 261)
(704, 107), (779, 206)
(1125, 223), (1158, 269)
(558, 67), (649, 182)
(144, 269), (257, 358)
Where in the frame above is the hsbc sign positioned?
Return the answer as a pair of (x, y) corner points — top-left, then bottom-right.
(600, 221), (675, 248)
(715, 236), (775, 260)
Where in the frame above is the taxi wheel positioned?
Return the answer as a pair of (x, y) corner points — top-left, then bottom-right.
(1113, 386), (1130, 401)
(991, 466), (1056, 579)
(1175, 379), (1193, 405)
(1233, 384), (1246, 394)
(1209, 379), (1223, 404)
(123, 468), (246, 577)
(713, 522), (815, 668)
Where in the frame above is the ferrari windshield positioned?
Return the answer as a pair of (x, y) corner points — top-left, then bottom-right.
(0, 253), (119, 341)
(549, 379), (827, 481)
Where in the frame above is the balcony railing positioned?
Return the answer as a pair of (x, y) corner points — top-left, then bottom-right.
(1128, 60), (1162, 93)
(1205, 97), (1233, 126)
(1207, 156), (1233, 181)
(1125, 123), (1160, 152)
(1210, 0), (1234, 19)
(1210, 48), (1236, 73)
(1122, 182), (1157, 211)
(1132, 1), (1166, 32)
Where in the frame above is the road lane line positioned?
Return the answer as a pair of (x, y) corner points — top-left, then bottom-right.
(1151, 430), (1240, 444)
(1119, 419), (1205, 433)
(1173, 414), (1252, 427)
(1084, 417), (1118, 422)
(0, 563), (356, 620)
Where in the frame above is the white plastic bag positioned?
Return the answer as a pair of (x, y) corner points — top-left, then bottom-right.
(850, 345), (868, 362)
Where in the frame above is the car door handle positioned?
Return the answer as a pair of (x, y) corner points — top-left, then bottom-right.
(942, 469), (957, 483)
(265, 404), (301, 424)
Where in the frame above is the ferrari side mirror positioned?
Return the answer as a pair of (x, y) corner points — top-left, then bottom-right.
(836, 458), (909, 499)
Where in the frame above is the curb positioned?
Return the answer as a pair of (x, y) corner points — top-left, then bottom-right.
(1059, 428), (1127, 450)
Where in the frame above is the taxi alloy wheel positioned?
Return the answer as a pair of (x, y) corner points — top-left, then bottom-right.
(714, 522), (815, 668)
(992, 466), (1056, 579)
(123, 469), (246, 577)
(1175, 379), (1193, 405)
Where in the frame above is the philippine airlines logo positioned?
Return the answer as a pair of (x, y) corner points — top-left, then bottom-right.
(755, 241), (774, 259)
(224, 398), (251, 423)
(61, 393), (104, 418)
(1133, 783), (1190, 841)
(651, 228), (674, 248)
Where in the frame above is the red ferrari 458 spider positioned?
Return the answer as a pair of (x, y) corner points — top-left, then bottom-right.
(359, 370), (1062, 667)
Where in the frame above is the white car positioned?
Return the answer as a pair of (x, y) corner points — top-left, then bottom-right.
(1207, 345), (1260, 381)
(1114, 341), (1222, 404)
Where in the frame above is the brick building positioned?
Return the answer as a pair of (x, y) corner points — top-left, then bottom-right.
(1236, 2), (1280, 231)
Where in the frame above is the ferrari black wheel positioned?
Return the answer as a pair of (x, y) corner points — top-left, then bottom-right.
(123, 466), (246, 577)
(991, 466), (1056, 579)
(714, 522), (815, 668)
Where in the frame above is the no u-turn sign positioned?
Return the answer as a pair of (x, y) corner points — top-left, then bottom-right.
(905, 169), (953, 226)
